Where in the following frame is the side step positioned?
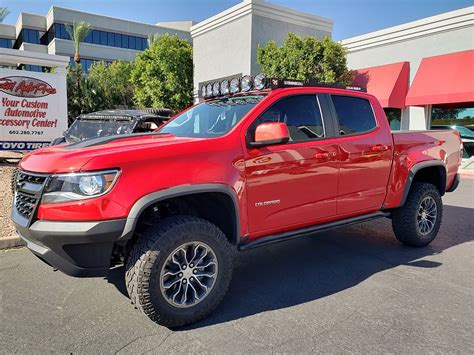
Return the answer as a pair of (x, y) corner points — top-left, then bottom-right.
(239, 211), (390, 251)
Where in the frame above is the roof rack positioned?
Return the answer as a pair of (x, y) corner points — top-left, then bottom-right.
(199, 74), (366, 99)
(269, 78), (366, 92)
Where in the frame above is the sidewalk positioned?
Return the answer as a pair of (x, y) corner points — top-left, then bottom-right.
(460, 157), (474, 177)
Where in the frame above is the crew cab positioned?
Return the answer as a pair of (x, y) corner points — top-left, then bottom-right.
(11, 76), (462, 328)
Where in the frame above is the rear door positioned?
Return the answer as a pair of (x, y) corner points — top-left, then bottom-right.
(329, 95), (393, 215)
(244, 93), (339, 235)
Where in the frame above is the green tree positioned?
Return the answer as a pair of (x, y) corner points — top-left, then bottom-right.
(88, 60), (135, 109)
(257, 33), (352, 85)
(0, 7), (10, 23)
(131, 34), (193, 111)
(66, 21), (92, 65)
(67, 65), (105, 122)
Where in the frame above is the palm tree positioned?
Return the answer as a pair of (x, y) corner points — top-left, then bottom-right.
(0, 7), (10, 23)
(147, 33), (160, 48)
(66, 21), (91, 66)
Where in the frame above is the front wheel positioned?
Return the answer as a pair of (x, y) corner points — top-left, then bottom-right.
(125, 216), (235, 328)
(391, 182), (443, 247)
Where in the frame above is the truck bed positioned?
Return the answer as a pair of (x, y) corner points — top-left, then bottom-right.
(383, 129), (462, 209)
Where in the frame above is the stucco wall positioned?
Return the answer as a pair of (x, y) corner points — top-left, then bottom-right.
(192, 14), (253, 94)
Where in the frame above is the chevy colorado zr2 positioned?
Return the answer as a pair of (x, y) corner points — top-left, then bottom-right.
(12, 76), (462, 328)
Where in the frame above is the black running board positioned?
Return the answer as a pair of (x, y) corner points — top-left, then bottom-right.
(239, 211), (390, 251)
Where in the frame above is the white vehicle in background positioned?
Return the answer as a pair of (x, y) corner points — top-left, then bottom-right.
(431, 125), (474, 159)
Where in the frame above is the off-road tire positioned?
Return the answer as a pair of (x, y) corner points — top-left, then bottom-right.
(125, 215), (235, 328)
(391, 182), (443, 247)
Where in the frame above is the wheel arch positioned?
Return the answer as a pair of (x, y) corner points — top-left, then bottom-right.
(119, 184), (241, 245)
(400, 160), (447, 207)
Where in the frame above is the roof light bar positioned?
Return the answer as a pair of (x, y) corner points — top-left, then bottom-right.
(230, 78), (240, 94)
(199, 74), (366, 99)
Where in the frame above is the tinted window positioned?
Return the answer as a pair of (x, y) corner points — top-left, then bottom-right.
(129, 36), (136, 49)
(121, 34), (128, 48)
(384, 108), (401, 130)
(114, 33), (121, 47)
(332, 95), (376, 135)
(255, 95), (325, 142)
(92, 30), (100, 44)
(100, 31), (107, 45)
(107, 32), (114, 46)
(0, 38), (11, 48)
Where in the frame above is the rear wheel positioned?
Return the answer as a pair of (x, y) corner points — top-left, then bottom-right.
(125, 216), (235, 328)
(391, 182), (443, 247)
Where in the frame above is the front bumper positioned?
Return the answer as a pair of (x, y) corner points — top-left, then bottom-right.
(12, 207), (126, 277)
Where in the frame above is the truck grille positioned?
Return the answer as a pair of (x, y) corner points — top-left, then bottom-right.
(14, 193), (38, 220)
(14, 170), (49, 223)
(17, 171), (48, 185)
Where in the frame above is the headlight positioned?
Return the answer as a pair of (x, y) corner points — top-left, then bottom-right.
(230, 78), (240, 93)
(221, 79), (229, 95)
(42, 170), (119, 204)
(241, 75), (252, 92)
(254, 73), (266, 90)
(206, 83), (212, 97)
(200, 85), (206, 98)
(212, 81), (220, 96)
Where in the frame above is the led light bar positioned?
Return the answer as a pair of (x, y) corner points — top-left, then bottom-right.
(199, 73), (366, 99)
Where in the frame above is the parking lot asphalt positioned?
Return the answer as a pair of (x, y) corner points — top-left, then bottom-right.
(1, 178), (473, 354)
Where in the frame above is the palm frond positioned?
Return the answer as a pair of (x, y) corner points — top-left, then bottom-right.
(147, 33), (160, 48)
(0, 7), (10, 23)
(66, 21), (91, 65)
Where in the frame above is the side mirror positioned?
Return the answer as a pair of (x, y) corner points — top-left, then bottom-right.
(249, 122), (290, 148)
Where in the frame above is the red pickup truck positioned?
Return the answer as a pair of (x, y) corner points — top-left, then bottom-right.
(12, 77), (462, 327)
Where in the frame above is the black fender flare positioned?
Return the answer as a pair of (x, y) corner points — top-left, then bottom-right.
(399, 160), (447, 207)
(118, 184), (241, 244)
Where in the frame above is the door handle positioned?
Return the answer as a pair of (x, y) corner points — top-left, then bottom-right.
(315, 152), (330, 160)
(371, 144), (389, 152)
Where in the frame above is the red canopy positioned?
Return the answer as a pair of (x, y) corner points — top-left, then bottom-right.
(352, 62), (409, 109)
(406, 50), (474, 107)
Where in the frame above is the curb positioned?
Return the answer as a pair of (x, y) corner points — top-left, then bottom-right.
(459, 170), (474, 178)
(0, 235), (26, 250)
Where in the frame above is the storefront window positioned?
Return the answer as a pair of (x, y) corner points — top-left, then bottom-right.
(431, 106), (474, 158)
(384, 108), (401, 130)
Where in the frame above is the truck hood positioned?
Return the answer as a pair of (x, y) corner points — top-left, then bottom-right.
(20, 133), (201, 173)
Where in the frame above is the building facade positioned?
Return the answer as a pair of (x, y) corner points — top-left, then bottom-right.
(0, 6), (192, 71)
(341, 7), (473, 131)
(1, 1), (472, 134)
(190, 0), (333, 97)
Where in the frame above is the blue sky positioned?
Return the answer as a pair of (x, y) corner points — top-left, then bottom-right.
(1, 0), (472, 40)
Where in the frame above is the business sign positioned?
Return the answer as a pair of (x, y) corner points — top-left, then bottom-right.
(0, 68), (67, 151)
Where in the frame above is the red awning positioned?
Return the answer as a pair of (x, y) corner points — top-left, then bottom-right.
(406, 50), (474, 107)
(352, 61), (409, 109)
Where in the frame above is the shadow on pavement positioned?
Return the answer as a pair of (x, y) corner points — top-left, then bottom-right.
(106, 204), (473, 329)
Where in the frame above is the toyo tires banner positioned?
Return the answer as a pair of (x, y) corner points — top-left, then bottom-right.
(0, 68), (67, 151)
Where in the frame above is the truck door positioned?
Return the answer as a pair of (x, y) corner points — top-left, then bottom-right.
(244, 94), (339, 235)
(329, 95), (393, 215)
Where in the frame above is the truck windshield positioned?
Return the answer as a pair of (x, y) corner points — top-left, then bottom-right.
(159, 95), (265, 138)
(65, 119), (135, 142)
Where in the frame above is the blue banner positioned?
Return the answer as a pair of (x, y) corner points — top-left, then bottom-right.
(0, 141), (50, 151)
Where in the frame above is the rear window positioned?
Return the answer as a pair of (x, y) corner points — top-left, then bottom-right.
(332, 95), (376, 135)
